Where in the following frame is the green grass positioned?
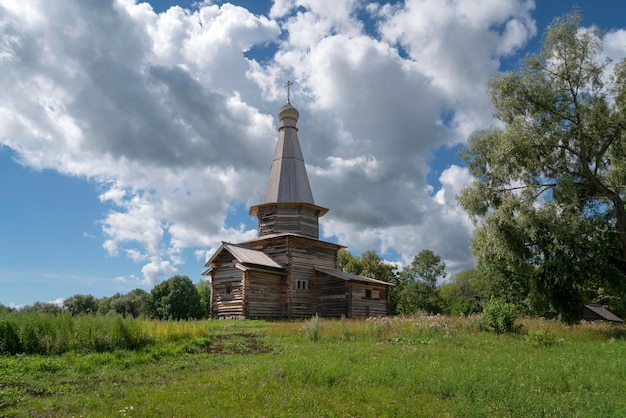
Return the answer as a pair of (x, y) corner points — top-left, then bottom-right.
(1, 315), (625, 417)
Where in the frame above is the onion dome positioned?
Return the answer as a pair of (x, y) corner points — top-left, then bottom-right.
(278, 102), (299, 128)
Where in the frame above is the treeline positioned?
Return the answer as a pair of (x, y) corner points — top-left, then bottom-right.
(339, 249), (626, 321)
(1, 275), (211, 320)
(4, 246), (624, 324)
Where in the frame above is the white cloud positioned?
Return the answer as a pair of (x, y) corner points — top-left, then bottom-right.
(603, 29), (626, 62)
(141, 258), (177, 285)
(7, 0), (611, 285)
(47, 298), (65, 307)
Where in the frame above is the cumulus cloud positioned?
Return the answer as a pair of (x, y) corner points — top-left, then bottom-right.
(6, 0), (622, 285)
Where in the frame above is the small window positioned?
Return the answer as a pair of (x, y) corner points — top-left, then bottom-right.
(225, 284), (232, 295)
(365, 289), (372, 299)
(296, 280), (308, 290)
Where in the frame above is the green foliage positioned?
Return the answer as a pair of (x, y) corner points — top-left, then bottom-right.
(0, 320), (20, 354)
(439, 269), (482, 315)
(20, 301), (64, 315)
(480, 298), (519, 334)
(338, 249), (397, 284)
(397, 281), (442, 315)
(459, 10), (626, 322)
(108, 288), (151, 318)
(405, 249), (446, 287)
(0, 311), (152, 355)
(528, 326), (563, 347)
(150, 275), (203, 320)
(64, 294), (99, 315)
(196, 279), (212, 318)
(396, 250), (446, 315)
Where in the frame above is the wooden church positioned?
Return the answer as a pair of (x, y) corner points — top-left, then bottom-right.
(203, 94), (392, 319)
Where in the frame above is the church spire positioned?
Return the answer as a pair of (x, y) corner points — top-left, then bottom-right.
(249, 91), (328, 239)
(262, 100), (314, 204)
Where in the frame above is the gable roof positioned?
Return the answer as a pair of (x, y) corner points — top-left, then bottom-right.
(204, 242), (284, 271)
(315, 267), (394, 286)
(584, 304), (624, 323)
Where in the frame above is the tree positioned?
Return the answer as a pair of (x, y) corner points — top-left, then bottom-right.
(338, 249), (396, 282)
(97, 294), (118, 316)
(396, 250), (446, 315)
(109, 289), (151, 318)
(20, 302), (64, 315)
(439, 269), (482, 315)
(150, 275), (202, 320)
(458, 11), (626, 322)
(196, 279), (211, 318)
(404, 250), (446, 287)
(63, 294), (98, 315)
(0, 304), (14, 314)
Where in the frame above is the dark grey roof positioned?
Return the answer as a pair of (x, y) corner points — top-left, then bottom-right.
(235, 263), (288, 275)
(241, 232), (343, 247)
(263, 102), (315, 204)
(205, 242), (283, 270)
(584, 304), (624, 323)
(315, 267), (394, 286)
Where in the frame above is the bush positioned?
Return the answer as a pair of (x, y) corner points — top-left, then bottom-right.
(302, 314), (322, 342)
(528, 326), (563, 347)
(0, 320), (20, 354)
(480, 298), (520, 334)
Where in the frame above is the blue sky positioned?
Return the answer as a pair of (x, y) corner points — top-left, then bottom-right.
(1, 0), (625, 307)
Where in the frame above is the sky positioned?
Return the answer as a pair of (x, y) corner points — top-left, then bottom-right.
(2, 0), (626, 307)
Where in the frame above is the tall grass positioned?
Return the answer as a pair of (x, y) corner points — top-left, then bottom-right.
(0, 310), (274, 355)
(0, 311), (151, 354)
(2, 309), (624, 356)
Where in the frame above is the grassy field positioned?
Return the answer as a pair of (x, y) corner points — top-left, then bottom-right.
(1, 315), (625, 417)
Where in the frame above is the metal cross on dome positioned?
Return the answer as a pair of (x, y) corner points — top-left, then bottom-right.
(285, 80), (294, 104)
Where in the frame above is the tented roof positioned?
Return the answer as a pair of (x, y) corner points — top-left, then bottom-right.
(262, 102), (315, 205)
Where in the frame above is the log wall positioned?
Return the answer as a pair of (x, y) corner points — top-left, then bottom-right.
(288, 237), (339, 317)
(347, 282), (389, 317)
(317, 272), (348, 317)
(245, 234), (343, 318)
(256, 204), (321, 239)
(244, 271), (287, 318)
(210, 253), (245, 319)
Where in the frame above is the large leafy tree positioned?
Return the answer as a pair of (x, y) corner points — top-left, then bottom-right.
(63, 294), (99, 315)
(439, 269), (482, 316)
(150, 275), (203, 320)
(109, 289), (151, 318)
(458, 11), (626, 322)
(396, 250), (446, 315)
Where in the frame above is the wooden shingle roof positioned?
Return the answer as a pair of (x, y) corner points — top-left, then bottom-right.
(315, 267), (394, 286)
(203, 242), (284, 275)
(262, 102), (315, 205)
